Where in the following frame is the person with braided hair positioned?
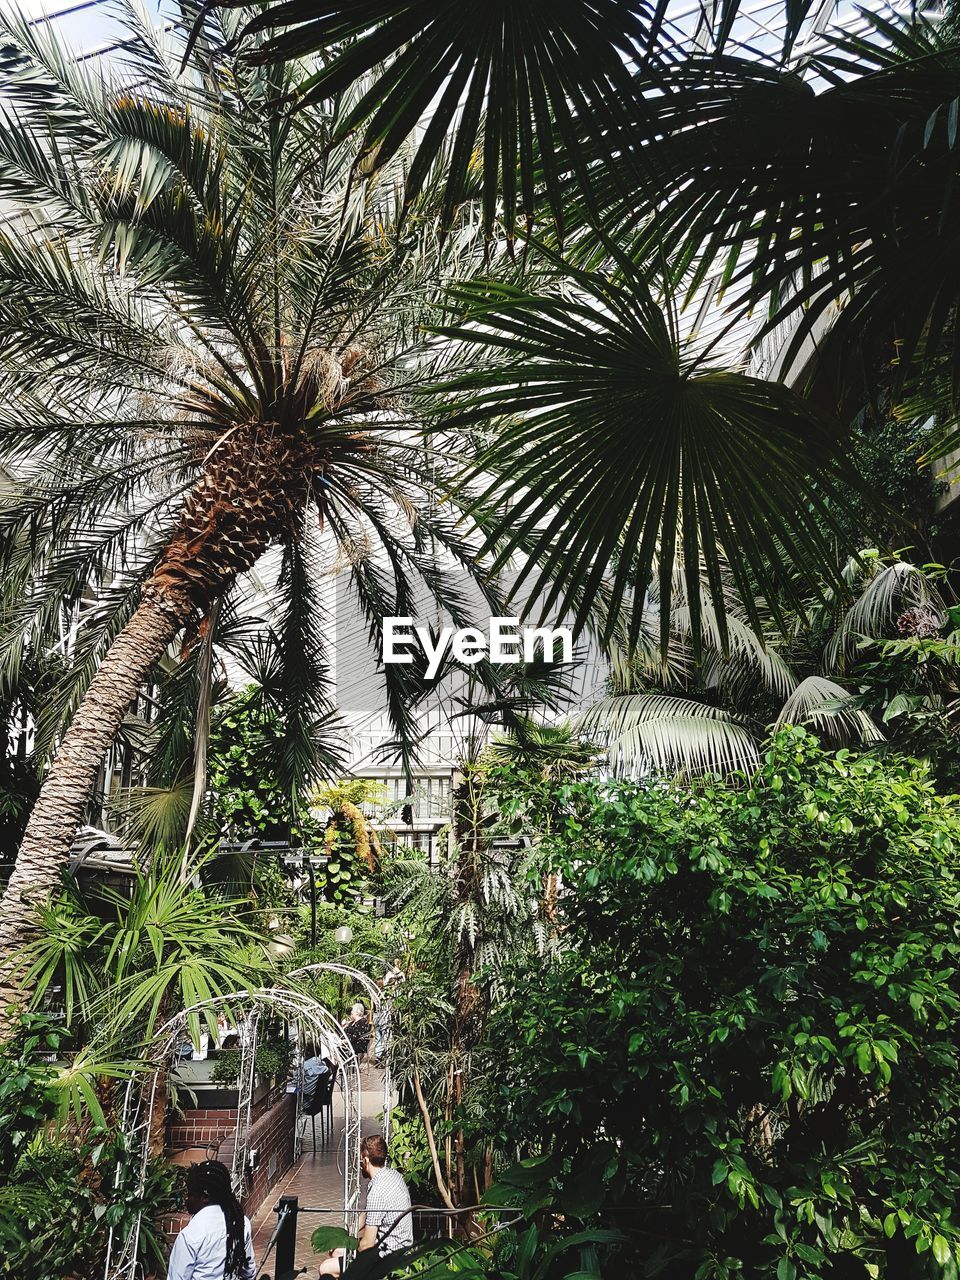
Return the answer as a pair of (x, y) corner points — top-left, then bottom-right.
(168, 1160), (256, 1280)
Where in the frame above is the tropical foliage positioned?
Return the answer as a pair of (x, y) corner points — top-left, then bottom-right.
(378, 731), (587, 1215)
(17, 854), (273, 1044)
(3, 0), (921, 997)
(7, 2), (960, 1279)
(217, 0), (960, 642)
(578, 553), (960, 779)
(479, 730), (960, 1278)
(0, 0), (507, 978)
(0, 1015), (180, 1277)
(0, 649), (64, 857)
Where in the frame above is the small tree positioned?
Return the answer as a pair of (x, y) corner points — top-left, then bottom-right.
(485, 730), (960, 1278)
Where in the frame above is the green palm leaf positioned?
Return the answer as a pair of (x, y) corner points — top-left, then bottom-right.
(590, 9), (960, 410)
(219, 0), (668, 240)
(825, 560), (945, 670)
(577, 692), (759, 777)
(775, 674), (884, 744)
(436, 265), (859, 651)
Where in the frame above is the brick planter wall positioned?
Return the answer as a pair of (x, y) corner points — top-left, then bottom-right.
(245, 1090), (296, 1215)
(167, 1081), (297, 1219)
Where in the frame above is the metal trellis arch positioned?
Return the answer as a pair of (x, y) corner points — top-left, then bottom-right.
(285, 960), (394, 1145)
(103, 987), (361, 1280)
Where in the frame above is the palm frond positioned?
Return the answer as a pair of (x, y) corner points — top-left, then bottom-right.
(225, 0), (667, 241)
(775, 674), (884, 744)
(437, 265), (859, 652)
(577, 692), (759, 778)
(825, 561), (945, 670)
(109, 780), (198, 854)
(586, 8), (960, 408)
(671, 601), (796, 699)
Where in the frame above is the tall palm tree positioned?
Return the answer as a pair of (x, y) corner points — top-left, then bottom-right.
(0, 0), (872, 1008)
(0, 2), (497, 999)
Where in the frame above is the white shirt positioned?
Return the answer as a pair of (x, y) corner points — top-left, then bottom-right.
(167, 1204), (256, 1280)
(364, 1165), (413, 1253)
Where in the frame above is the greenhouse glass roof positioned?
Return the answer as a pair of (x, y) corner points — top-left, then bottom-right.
(16, 0), (930, 71)
(9, 0), (935, 369)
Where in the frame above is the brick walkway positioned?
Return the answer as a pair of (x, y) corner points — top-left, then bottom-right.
(250, 1065), (389, 1274)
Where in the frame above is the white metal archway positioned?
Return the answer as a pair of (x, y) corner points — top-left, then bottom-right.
(103, 987), (361, 1280)
(285, 960), (394, 1145)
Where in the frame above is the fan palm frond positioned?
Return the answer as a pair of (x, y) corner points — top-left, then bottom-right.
(218, 0), (669, 242)
(438, 265), (858, 653)
(108, 780), (199, 854)
(584, 8), (960, 411)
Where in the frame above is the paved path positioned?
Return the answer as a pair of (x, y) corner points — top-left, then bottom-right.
(251, 1066), (388, 1276)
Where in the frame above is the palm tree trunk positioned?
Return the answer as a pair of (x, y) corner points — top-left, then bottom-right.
(0, 591), (187, 1008)
(0, 423), (315, 1015)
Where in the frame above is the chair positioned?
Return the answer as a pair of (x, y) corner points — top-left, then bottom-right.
(304, 1060), (338, 1153)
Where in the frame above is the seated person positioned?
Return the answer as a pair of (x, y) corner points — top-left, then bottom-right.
(342, 1003), (372, 1060)
(318, 1134), (412, 1274)
(301, 1043), (330, 1106)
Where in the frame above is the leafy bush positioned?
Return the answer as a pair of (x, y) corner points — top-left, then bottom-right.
(0, 1019), (180, 1277)
(386, 1105), (436, 1199)
(209, 691), (301, 843)
(211, 1038), (292, 1086)
(484, 729), (960, 1278)
(0, 1017), (58, 1174)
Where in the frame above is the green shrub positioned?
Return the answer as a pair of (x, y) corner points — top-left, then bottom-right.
(211, 1038), (293, 1086)
(0, 1021), (180, 1277)
(485, 729), (960, 1278)
(386, 1105), (436, 1199)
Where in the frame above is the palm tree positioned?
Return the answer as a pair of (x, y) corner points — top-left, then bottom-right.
(483, 718), (599, 786)
(212, 3), (866, 651)
(578, 556), (959, 778)
(0, 0), (882, 1004)
(0, 2), (498, 998)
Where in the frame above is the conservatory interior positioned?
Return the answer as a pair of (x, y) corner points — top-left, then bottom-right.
(4, 1), (960, 1279)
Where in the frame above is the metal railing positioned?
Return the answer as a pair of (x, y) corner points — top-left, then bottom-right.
(256, 1197), (523, 1280)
